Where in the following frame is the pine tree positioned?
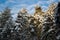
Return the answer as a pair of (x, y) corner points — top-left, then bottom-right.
(1, 7), (11, 28)
(0, 7), (14, 40)
(42, 15), (53, 34)
(41, 2), (59, 40)
(34, 5), (45, 39)
(15, 8), (29, 31)
(41, 15), (56, 40)
(14, 8), (31, 40)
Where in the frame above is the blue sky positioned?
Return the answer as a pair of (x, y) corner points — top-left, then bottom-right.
(0, 0), (60, 19)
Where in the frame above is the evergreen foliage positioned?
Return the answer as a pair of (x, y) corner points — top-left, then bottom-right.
(0, 2), (60, 40)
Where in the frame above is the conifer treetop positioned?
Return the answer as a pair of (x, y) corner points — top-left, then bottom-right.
(34, 5), (45, 17)
(35, 5), (42, 12)
(20, 8), (27, 13)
